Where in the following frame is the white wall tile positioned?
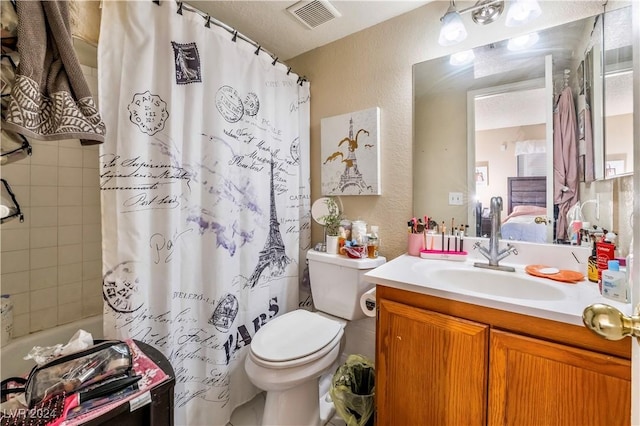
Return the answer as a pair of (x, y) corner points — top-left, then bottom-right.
(82, 187), (100, 206)
(58, 302), (82, 325)
(82, 148), (99, 169)
(12, 313), (29, 338)
(0, 271), (29, 294)
(82, 297), (103, 317)
(11, 292), (29, 314)
(58, 283), (82, 304)
(1, 249), (29, 274)
(82, 204), (101, 225)
(58, 244), (82, 265)
(30, 165), (58, 186)
(30, 307), (57, 333)
(82, 242), (102, 262)
(30, 186), (59, 207)
(31, 287), (57, 311)
(82, 167), (99, 187)
(82, 260), (102, 280)
(30, 206), (58, 227)
(30, 266), (58, 290)
(58, 225), (82, 246)
(58, 206), (83, 225)
(1, 228), (30, 251)
(58, 146), (84, 166)
(58, 167), (83, 187)
(30, 226), (58, 248)
(30, 143), (59, 166)
(30, 247), (58, 269)
(82, 224), (101, 243)
(1, 163), (30, 182)
(58, 263), (82, 285)
(58, 187), (82, 206)
(82, 278), (103, 299)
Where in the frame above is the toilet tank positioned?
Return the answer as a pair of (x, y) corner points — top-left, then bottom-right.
(306, 250), (386, 320)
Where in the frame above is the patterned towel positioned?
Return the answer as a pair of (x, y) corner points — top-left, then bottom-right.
(2, 1), (105, 145)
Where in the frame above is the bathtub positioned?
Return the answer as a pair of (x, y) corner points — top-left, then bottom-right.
(1, 315), (103, 379)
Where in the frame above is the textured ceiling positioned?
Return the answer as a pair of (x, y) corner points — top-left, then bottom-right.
(187, 1), (432, 60)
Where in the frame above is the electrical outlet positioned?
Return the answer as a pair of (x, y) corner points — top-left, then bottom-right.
(448, 192), (463, 205)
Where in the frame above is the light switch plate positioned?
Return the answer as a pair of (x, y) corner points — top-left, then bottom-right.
(448, 192), (463, 205)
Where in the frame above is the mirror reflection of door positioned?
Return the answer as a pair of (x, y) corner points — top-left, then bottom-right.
(472, 80), (549, 242)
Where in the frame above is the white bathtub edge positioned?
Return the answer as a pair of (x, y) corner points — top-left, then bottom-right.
(1, 314), (104, 379)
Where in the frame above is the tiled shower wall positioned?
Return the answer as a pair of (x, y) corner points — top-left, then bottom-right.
(0, 65), (103, 339)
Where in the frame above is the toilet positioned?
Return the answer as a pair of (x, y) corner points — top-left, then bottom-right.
(245, 250), (385, 426)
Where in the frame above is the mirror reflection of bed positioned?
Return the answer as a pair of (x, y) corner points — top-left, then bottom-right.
(476, 176), (549, 243)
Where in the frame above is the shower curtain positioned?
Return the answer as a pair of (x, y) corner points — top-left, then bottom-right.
(98, 2), (310, 425)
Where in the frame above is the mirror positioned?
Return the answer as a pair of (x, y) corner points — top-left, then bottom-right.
(603, 6), (634, 177)
(413, 5), (633, 245)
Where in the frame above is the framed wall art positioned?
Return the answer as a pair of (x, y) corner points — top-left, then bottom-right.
(320, 107), (381, 195)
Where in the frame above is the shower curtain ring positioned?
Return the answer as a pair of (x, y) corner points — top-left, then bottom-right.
(287, 67), (291, 75)
(254, 45), (261, 55)
(205, 15), (211, 28)
(271, 57), (278, 66)
(176, 1), (183, 14)
(232, 31), (238, 42)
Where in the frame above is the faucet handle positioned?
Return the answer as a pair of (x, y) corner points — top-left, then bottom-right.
(507, 243), (518, 255)
(473, 241), (482, 250)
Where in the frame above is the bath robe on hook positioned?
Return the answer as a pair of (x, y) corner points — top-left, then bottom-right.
(553, 85), (579, 241)
(2, 0), (105, 145)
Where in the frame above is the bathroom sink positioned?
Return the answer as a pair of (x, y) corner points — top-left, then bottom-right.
(428, 267), (567, 301)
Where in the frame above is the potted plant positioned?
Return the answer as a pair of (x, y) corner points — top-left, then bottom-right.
(321, 197), (342, 254)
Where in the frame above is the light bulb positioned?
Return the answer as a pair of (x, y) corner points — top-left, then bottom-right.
(505, 0), (541, 27)
(438, 11), (468, 46)
(450, 49), (475, 66)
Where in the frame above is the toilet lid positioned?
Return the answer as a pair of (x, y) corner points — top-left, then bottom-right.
(251, 310), (342, 362)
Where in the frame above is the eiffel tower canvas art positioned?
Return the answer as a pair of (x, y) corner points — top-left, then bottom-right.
(248, 160), (290, 288)
(320, 107), (381, 196)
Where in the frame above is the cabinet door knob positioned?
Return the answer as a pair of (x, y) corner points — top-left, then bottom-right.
(582, 303), (640, 341)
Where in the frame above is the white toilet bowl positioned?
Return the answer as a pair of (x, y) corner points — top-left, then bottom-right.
(245, 251), (386, 426)
(245, 309), (344, 426)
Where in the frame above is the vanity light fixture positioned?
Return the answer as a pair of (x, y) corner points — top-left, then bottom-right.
(507, 31), (539, 51)
(505, 0), (542, 27)
(449, 49), (475, 66)
(438, 1), (468, 46)
(438, 0), (541, 47)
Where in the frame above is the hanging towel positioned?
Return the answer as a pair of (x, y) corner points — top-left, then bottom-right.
(553, 86), (579, 241)
(2, 0), (105, 145)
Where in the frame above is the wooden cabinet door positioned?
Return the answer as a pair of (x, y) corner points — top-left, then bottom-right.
(377, 299), (489, 426)
(488, 329), (631, 426)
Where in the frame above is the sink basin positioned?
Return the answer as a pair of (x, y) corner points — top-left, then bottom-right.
(428, 268), (567, 301)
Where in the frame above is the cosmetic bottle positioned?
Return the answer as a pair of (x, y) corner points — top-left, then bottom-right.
(587, 241), (598, 283)
(601, 260), (628, 303)
(367, 226), (379, 259)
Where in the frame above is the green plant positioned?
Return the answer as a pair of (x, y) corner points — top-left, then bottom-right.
(321, 197), (343, 237)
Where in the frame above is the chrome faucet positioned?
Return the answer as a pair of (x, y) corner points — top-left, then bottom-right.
(473, 196), (518, 272)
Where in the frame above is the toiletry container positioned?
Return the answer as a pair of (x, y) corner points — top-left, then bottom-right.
(601, 260), (628, 303)
(244, 250), (385, 426)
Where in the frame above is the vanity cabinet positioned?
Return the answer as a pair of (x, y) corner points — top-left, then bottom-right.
(376, 286), (631, 426)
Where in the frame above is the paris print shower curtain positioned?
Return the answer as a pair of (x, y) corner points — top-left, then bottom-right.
(98, 2), (310, 424)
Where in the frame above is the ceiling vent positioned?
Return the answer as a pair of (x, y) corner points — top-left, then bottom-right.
(286, 0), (341, 30)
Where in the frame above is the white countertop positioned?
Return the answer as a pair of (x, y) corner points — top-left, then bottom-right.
(364, 253), (632, 327)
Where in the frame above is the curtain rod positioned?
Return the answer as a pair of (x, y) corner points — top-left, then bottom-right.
(152, 0), (308, 86)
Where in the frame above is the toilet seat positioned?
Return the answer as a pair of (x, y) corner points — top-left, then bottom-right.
(250, 309), (343, 369)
